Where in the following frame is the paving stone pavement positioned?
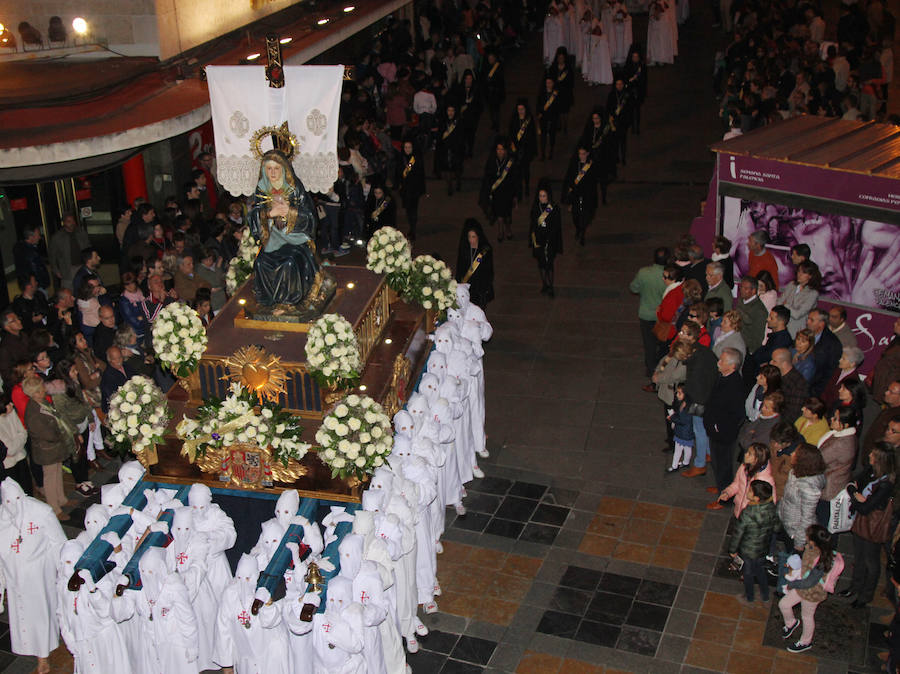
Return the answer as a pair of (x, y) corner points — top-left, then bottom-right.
(4, 0), (899, 671)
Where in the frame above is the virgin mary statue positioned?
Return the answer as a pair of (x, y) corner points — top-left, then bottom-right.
(248, 150), (320, 307)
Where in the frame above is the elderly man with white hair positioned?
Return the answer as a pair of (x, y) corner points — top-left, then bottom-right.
(704, 347), (749, 505)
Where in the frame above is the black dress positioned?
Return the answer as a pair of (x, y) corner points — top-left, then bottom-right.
(536, 88), (561, 158)
(562, 155), (598, 241)
(365, 193), (396, 236)
(479, 155), (518, 221)
(548, 59), (575, 113)
(396, 150), (426, 235)
(529, 201), (562, 269)
(455, 245), (495, 308)
(508, 113), (538, 196)
(436, 114), (465, 176)
(481, 60), (506, 131)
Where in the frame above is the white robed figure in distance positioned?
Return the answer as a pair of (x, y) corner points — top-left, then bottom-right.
(543, 2), (565, 65)
(585, 18), (614, 85)
(610, 1), (633, 64)
(0, 478), (66, 674)
(646, 0), (675, 65)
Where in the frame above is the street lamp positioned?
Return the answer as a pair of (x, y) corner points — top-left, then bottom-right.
(72, 17), (88, 35)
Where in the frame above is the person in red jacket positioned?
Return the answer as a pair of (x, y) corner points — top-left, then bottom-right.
(747, 230), (780, 289)
(656, 265), (684, 343)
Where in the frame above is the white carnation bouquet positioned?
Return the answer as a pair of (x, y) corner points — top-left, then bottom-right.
(315, 394), (393, 480)
(151, 302), (208, 378)
(404, 254), (458, 315)
(305, 314), (362, 388)
(176, 383), (310, 465)
(365, 226), (411, 293)
(107, 376), (170, 458)
(225, 227), (260, 294)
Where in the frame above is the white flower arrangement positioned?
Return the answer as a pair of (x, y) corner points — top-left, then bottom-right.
(315, 394), (393, 480)
(305, 314), (362, 388)
(151, 302), (208, 378)
(176, 383), (310, 465)
(365, 226), (411, 293)
(225, 227), (260, 294)
(107, 376), (170, 458)
(404, 254), (458, 314)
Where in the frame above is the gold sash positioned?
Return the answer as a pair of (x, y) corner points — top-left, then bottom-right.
(573, 161), (592, 185)
(543, 91), (557, 111)
(461, 93), (473, 115)
(558, 69), (568, 81)
(488, 62), (500, 79)
(402, 156), (416, 179)
(462, 248), (488, 282)
(511, 118), (530, 152)
(533, 204), (553, 247)
(491, 159), (513, 192)
(442, 121), (457, 140)
(371, 197), (390, 221)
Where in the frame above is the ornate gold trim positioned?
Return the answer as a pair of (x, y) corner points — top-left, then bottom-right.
(192, 442), (307, 488)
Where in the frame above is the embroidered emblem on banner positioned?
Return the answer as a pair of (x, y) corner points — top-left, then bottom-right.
(306, 109), (327, 136)
(230, 111), (250, 138)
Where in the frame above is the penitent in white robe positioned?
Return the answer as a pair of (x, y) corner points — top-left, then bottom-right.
(543, 13), (564, 65)
(57, 540), (131, 674)
(647, 7), (675, 64)
(585, 22), (614, 85)
(188, 484), (236, 597)
(214, 555), (292, 674)
(0, 478), (66, 658)
(111, 547), (200, 674)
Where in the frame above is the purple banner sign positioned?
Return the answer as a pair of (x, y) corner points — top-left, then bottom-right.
(716, 153), (900, 210)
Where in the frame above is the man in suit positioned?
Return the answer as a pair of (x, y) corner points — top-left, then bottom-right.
(705, 261), (733, 311)
(807, 308), (842, 397)
(735, 275), (768, 354)
(705, 347), (748, 503)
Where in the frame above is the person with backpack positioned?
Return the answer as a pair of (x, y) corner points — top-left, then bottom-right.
(728, 480), (780, 604)
(779, 524), (844, 653)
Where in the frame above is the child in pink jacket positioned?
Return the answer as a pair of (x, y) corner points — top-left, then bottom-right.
(714, 442), (777, 518)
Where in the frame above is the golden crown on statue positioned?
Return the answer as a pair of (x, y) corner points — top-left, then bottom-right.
(250, 121), (299, 161)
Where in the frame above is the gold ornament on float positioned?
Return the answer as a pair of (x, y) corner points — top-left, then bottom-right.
(223, 345), (287, 402)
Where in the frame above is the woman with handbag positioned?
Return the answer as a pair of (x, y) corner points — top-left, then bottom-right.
(839, 442), (896, 608)
(815, 406), (858, 531)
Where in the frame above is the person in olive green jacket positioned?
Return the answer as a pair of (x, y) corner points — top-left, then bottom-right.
(630, 246), (670, 378)
(729, 480), (781, 603)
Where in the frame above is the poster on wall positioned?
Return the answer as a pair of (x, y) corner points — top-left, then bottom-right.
(721, 195), (900, 313)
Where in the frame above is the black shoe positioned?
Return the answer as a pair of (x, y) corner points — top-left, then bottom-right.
(836, 589), (855, 599)
(781, 620), (800, 639)
(665, 466), (680, 473)
(786, 641), (811, 653)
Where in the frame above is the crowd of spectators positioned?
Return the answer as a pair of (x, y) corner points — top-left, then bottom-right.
(714, 0), (896, 133)
(631, 227), (900, 652)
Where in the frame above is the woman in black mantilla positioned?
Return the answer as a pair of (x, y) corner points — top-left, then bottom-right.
(247, 150), (320, 307)
(508, 98), (537, 198)
(529, 179), (563, 297)
(455, 219), (494, 309)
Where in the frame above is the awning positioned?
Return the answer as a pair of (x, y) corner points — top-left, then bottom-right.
(0, 0), (406, 172)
